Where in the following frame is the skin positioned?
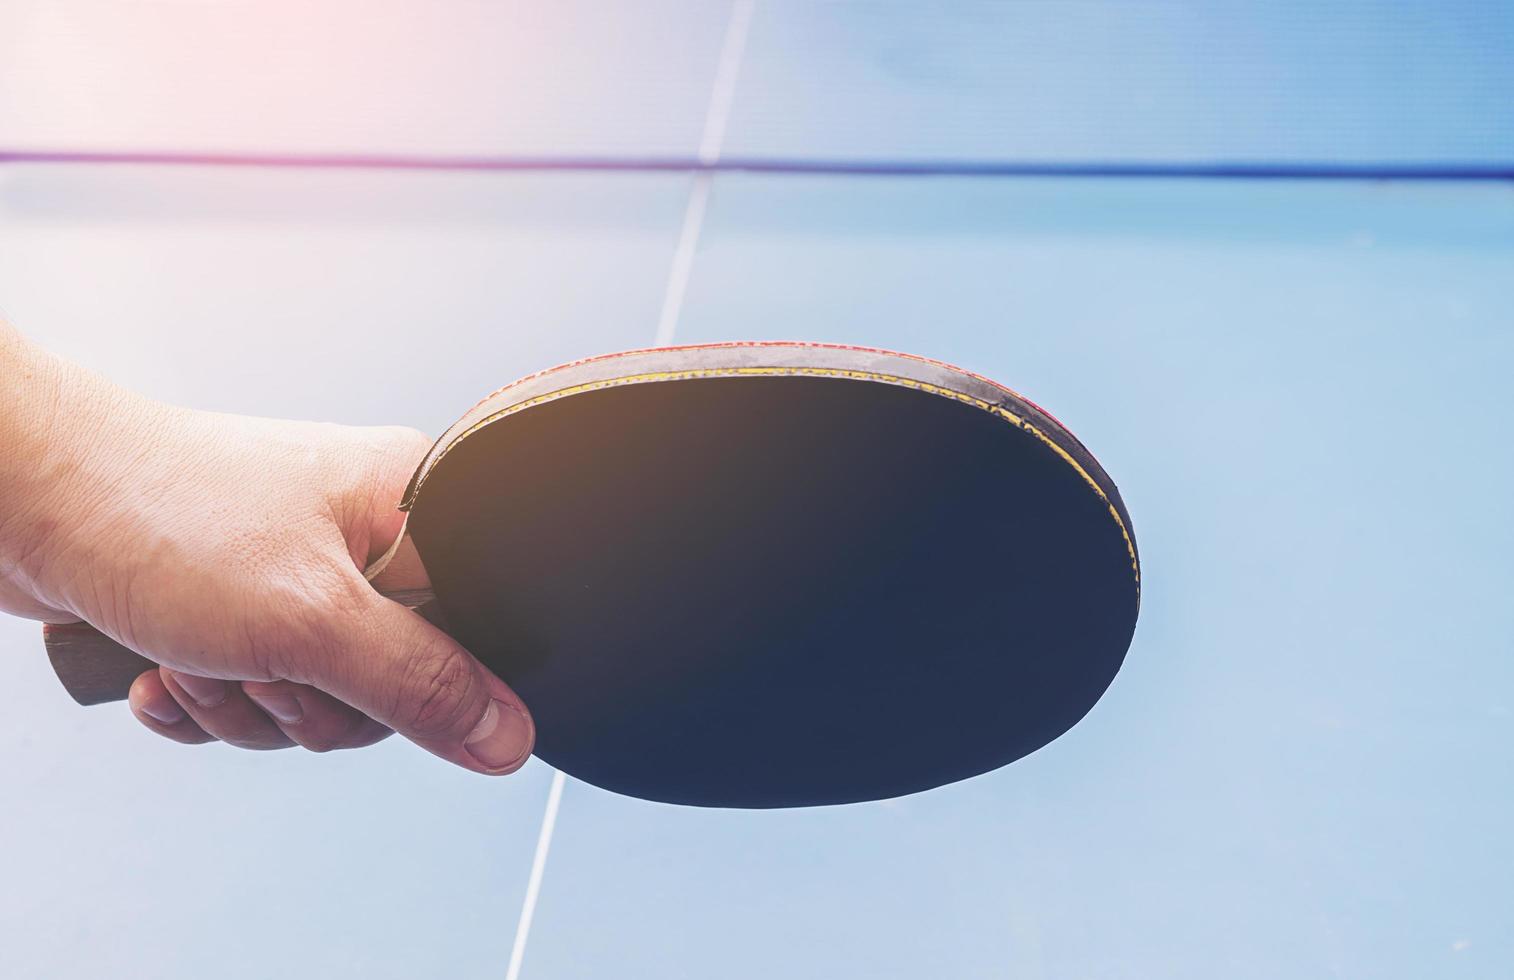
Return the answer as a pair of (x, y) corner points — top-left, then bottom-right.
(0, 321), (534, 774)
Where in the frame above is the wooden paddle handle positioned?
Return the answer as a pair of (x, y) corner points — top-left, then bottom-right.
(43, 588), (439, 706)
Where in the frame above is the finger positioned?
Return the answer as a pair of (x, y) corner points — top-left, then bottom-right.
(128, 669), (216, 745)
(162, 668), (295, 751)
(241, 679), (392, 753)
(296, 572), (534, 776)
(343, 716), (395, 750)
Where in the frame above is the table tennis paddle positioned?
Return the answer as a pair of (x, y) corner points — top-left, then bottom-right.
(44, 342), (1140, 808)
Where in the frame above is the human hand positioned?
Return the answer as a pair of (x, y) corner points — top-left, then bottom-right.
(1, 328), (534, 775)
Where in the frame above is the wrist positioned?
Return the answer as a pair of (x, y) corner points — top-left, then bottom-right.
(0, 324), (165, 609)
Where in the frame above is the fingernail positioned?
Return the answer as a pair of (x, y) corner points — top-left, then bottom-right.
(464, 700), (532, 772)
(170, 672), (229, 708)
(247, 693), (303, 725)
(141, 699), (186, 725)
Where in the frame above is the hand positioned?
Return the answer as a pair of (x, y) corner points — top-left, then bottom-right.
(1, 327), (534, 775)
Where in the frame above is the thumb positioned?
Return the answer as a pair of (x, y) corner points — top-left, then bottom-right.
(302, 574), (535, 775)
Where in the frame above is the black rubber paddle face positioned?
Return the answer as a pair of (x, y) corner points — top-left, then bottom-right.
(407, 361), (1138, 807)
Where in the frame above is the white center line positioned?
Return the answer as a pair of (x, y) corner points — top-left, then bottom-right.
(654, 0), (755, 345)
(504, 768), (566, 980)
(503, 4), (757, 977)
(698, 0), (756, 167)
(652, 174), (712, 346)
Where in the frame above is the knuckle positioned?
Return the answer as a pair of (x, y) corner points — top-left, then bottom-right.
(223, 735), (289, 751)
(242, 620), (301, 684)
(222, 715), (296, 749)
(350, 426), (430, 492)
(394, 643), (478, 739)
(295, 717), (357, 754)
(298, 733), (342, 754)
(388, 426), (433, 460)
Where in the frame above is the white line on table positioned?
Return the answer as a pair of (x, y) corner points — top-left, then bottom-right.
(698, 0), (756, 167)
(504, 769), (566, 980)
(654, 0), (755, 345)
